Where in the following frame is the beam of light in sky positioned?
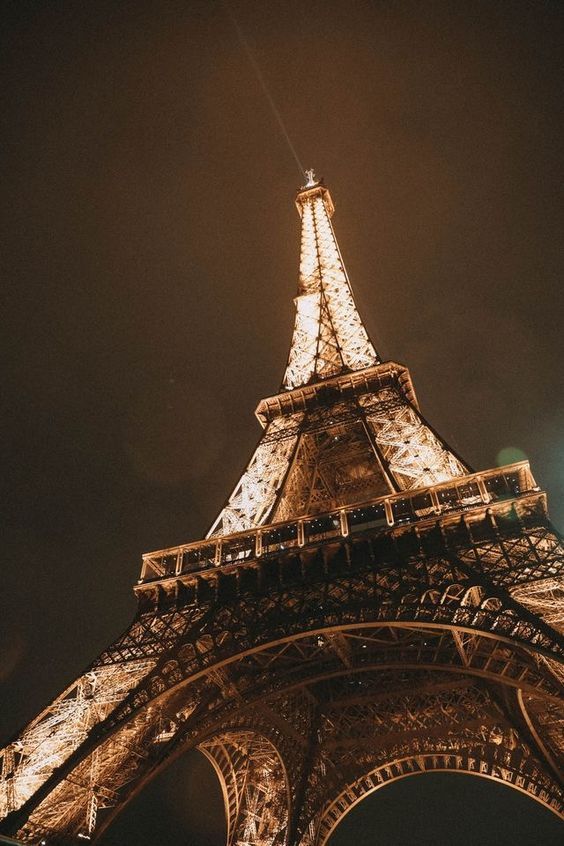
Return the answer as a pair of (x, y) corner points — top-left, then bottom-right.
(224, 2), (305, 178)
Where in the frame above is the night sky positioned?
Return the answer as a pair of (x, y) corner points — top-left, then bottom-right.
(1, 1), (563, 844)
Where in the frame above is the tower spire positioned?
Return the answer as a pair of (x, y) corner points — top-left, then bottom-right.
(282, 173), (380, 390)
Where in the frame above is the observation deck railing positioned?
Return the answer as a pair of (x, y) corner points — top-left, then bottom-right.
(139, 462), (537, 584)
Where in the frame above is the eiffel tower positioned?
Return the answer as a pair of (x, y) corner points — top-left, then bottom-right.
(1, 171), (563, 846)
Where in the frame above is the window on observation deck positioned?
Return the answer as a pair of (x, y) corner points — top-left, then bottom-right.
(348, 503), (387, 533)
(262, 522), (299, 555)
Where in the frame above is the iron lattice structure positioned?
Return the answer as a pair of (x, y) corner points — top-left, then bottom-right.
(1, 175), (563, 845)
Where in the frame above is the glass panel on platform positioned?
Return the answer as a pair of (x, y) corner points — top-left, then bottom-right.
(391, 497), (415, 524)
(456, 480), (481, 505)
(304, 513), (341, 543)
(222, 533), (256, 564)
(181, 543), (216, 572)
(437, 485), (459, 509)
(161, 553), (178, 576)
(262, 522), (299, 554)
(348, 502), (387, 533)
(485, 472), (514, 499)
(411, 491), (434, 516)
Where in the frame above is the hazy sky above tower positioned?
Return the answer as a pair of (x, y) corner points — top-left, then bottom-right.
(1, 1), (563, 843)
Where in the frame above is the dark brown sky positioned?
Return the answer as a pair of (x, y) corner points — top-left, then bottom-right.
(1, 1), (563, 843)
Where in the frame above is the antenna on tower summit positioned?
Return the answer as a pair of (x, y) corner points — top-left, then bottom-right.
(304, 168), (318, 187)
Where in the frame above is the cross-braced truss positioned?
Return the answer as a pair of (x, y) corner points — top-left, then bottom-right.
(272, 418), (390, 522)
(2, 504), (563, 842)
(283, 183), (379, 390)
(295, 676), (562, 845)
(204, 372), (470, 535)
(1, 176), (562, 845)
(208, 413), (304, 538)
(201, 732), (289, 846)
(0, 661), (154, 825)
(199, 178), (469, 535)
(361, 389), (468, 489)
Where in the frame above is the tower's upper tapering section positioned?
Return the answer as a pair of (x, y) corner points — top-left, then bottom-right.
(282, 174), (380, 390)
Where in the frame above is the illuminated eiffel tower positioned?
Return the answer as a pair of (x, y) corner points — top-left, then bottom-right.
(1, 171), (563, 845)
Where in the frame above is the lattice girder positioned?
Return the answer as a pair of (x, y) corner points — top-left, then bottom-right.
(101, 557), (564, 739)
(205, 370), (471, 534)
(272, 418), (391, 522)
(0, 660), (155, 826)
(208, 413), (304, 537)
(3, 506), (563, 840)
(360, 389), (469, 489)
(288, 679), (563, 844)
(200, 731), (289, 846)
(3, 509), (564, 837)
(2, 176), (564, 846)
(203, 179), (472, 536)
(283, 184), (379, 390)
(16, 653), (563, 844)
(307, 742), (562, 846)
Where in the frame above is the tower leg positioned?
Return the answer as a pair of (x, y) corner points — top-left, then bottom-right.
(200, 731), (289, 846)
